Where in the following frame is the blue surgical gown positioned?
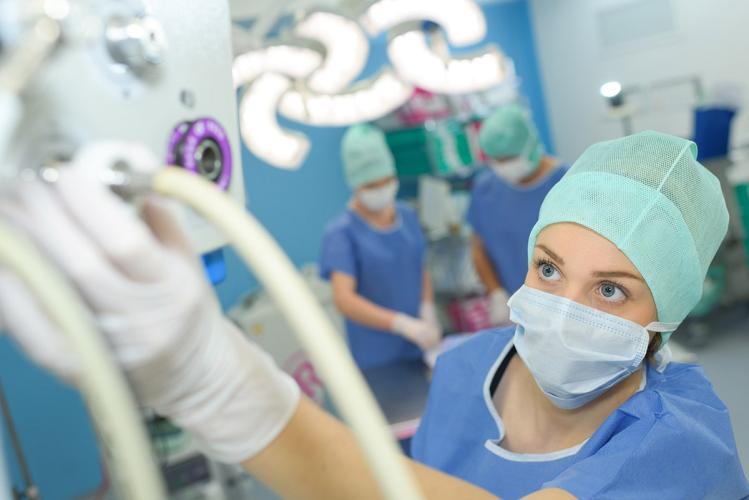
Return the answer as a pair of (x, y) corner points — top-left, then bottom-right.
(412, 327), (749, 499)
(467, 167), (567, 294)
(319, 202), (425, 370)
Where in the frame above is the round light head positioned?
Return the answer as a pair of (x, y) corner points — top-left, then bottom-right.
(600, 81), (622, 98)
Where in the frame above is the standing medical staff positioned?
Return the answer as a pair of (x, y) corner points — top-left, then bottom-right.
(3, 132), (747, 499)
(319, 124), (441, 370)
(469, 104), (566, 326)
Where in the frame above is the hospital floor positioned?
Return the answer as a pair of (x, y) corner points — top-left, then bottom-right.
(677, 306), (749, 475)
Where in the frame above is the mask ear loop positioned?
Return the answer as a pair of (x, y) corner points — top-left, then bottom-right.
(645, 322), (678, 373)
(652, 344), (672, 372)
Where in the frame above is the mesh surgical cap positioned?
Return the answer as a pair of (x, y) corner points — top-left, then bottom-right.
(341, 124), (396, 189)
(479, 103), (544, 168)
(528, 131), (728, 333)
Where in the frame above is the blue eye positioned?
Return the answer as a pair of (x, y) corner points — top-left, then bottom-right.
(599, 282), (626, 302)
(537, 261), (560, 281)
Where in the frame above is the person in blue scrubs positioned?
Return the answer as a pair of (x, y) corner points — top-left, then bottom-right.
(5, 132), (747, 498)
(412, 131), (749, 498)
(320, 124), (442, 370)
(469, 104), (566, 326)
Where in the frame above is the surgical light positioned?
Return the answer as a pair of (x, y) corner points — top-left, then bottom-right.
(279, 69), (412, 126)
(238, 73), (310, 169)
(387, 30), (505, 94)
(294, 11), (368, 94)
(232, 43), (323, 88)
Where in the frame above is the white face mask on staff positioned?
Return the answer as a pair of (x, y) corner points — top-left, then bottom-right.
(508, 285), (676, 410)
(489, 134), (539, 184)
(358, 181), (399, 212)
(490, 157), (536, 184)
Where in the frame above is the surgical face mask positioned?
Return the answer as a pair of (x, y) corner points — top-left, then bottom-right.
(489, 133), (540, 184)
(490, 157), (535, 184)
(359, 181), (399, 212)
(507, 285), (677, 410)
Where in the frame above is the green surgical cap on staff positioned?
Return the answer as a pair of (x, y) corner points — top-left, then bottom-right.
(479, 103), (543, 168)
(528, 131), (729, 343)
(341, 124), (396, 189)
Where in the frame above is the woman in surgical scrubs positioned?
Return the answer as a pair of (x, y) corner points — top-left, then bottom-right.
(4, 132), (748, 499)
(319, 124), (441, 370)
(469, 104), (566, 326)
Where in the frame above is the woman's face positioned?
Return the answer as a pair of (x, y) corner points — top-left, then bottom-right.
(525, 222), (658, 327)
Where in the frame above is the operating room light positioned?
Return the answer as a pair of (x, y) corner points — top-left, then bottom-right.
(279, 70), (412, 126)
(361, 0), (486, 44)
(232, 43), (323, 88)
(234, 0), (503, 168)
(387, 30), (505, 94)
(238, 73), (310, 169)
(294, 11), (369, 94)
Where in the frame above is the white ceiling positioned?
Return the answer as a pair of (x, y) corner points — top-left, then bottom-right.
(229, 0), (355, 21)
(228, 0), (518, 21)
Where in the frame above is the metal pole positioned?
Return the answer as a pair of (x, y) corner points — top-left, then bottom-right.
(0, 381), (38, 499)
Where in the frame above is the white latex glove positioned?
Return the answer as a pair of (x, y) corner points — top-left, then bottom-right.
(419, 301), (441, 331)
(489, 288), (511, 326)
(0, 171), (299, 463)
(392, 313), (441, 351)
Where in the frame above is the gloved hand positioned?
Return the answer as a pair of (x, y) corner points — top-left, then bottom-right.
(489, 288), (511, 326)
(0, 170), (299, 463)
(419, 301), (441, 331)
(392, 312), (441, 351)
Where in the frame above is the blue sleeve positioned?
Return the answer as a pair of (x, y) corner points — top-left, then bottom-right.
(400, 203), (427, 263)
(319, 224), (357, 281)
(545, 380), (749, 499)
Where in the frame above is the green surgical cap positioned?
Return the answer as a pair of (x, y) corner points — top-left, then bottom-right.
(528, 131), (728, 333)
(479, 103), (543, 168)
(341, 124), (396, 189)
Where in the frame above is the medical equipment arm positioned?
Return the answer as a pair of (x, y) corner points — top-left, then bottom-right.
(0, 431), (9, 499)
(243, 396), (497, 500)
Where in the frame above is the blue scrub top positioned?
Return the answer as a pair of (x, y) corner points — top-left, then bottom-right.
(412, 327), (749, 499)
(320, 202), (425, 370)
(467, 166), (567, 294)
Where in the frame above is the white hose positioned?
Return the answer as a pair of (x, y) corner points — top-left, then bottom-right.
(0, 220), (167, 499)
(154, 167), (424, 500)
(0, 90), (22, 167)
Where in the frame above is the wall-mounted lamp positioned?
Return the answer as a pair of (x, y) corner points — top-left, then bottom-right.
(600, 81), (624, 107)
(599, 80), (634, 135)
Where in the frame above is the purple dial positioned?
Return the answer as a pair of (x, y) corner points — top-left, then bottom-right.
(166, 121), (191, 166)
(166, 117), (232, 191)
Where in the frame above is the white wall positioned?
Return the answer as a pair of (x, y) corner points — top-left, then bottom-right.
(529, 0), (749, 163)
